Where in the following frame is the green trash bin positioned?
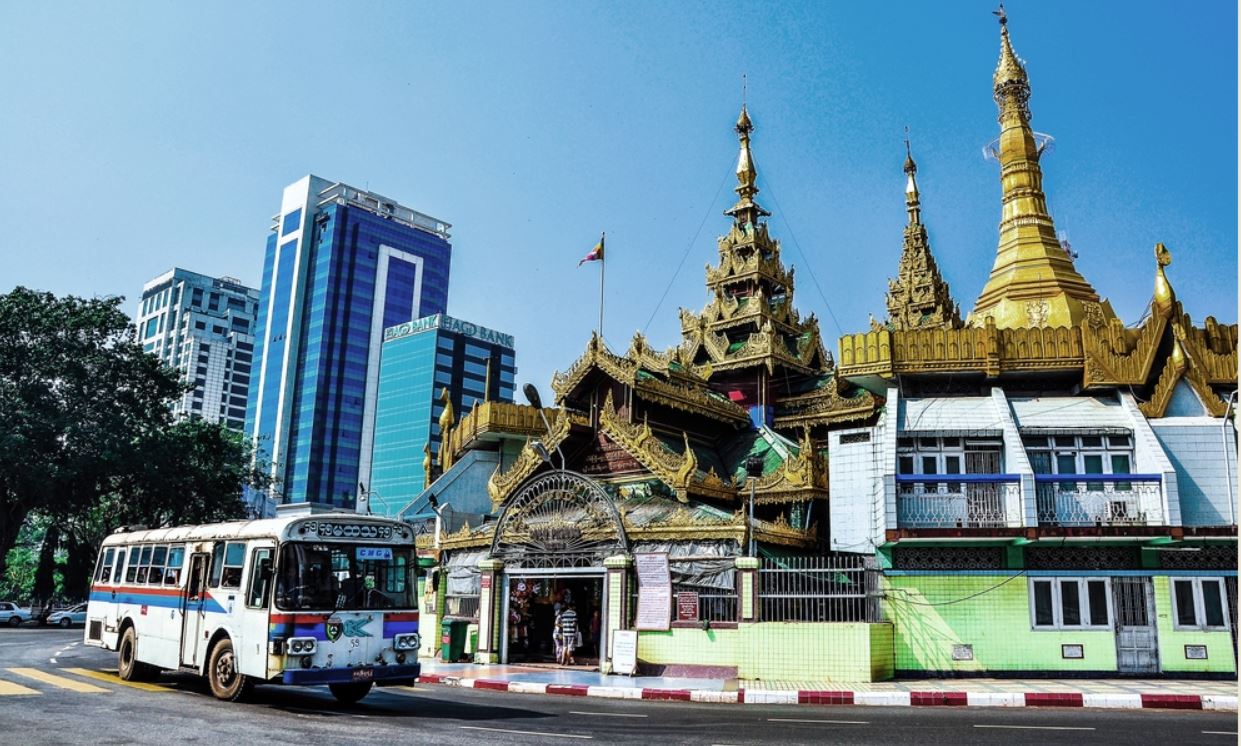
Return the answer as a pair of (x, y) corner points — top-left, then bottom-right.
(441, 619), (467, 661)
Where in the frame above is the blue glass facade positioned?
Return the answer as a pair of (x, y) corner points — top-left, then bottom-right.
(247, 177), (452, 509)
(370, 314), (517, 517)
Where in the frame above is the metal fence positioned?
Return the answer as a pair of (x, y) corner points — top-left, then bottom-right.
(759, 555), (881, 623)
(670, 582), (738, 624)
(444, 594), (480, 621)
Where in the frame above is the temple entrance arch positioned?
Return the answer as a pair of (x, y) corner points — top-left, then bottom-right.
(490, 470), (628, 569)
(489, 470), (629, 666)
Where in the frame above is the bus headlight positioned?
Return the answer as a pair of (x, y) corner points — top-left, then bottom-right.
(393, 633), (420, 651)
(288, 637), (317, 655)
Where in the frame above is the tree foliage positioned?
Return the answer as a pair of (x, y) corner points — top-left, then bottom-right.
(0, 287), (270, 600)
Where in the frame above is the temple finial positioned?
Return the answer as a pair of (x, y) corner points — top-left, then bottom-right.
(725, 99), (769, 225)
(903, 128), (920, 224)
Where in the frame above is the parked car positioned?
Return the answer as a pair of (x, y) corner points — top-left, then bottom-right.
(47, 603), (88, 628)
(0, 602), (33, 627)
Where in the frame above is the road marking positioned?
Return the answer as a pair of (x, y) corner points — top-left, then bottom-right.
(63, 667), (172, 693)
(1202, 732), (1238, 736)
(569, 711), (647, 718)
(768, 718), (869, 724)
(0, 679), (40, 695)
(460, 725), (593, 740)
(973, 725), (1095, 731)
(7, 667), (109, 693)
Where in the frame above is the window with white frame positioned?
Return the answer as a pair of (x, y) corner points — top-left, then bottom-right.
(1171, 577), (1229, 630)
(1023, 434), (1134, 490)
(898, 436), (964, 492)
(1030, 577), (1112, 630)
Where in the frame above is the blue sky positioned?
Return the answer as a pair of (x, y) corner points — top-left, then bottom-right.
(1, 1), (1235, 397)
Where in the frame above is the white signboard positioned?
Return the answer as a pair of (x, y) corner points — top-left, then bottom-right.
(634, 552), (671, 631)
(611, 630), (638, 676)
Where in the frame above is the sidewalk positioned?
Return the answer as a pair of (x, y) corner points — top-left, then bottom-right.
(416, 661), (1238, 712)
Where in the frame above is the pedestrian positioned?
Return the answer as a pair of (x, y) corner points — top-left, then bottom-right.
(552, 606), (564, 662)
(590, 609), (601, 656)
(558, 603), (578, 665)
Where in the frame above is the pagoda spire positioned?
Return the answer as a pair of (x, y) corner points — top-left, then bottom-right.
(725, 104), (771, 226)
(887, 138), (961, 331)
(968, 6), (1108, 329)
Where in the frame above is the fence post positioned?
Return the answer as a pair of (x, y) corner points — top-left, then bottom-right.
(474, 557), (504, 664)
(736, 556), (760, 623)
(600, 554), (633, 674)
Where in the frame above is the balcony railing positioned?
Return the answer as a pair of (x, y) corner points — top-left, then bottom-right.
(1034, 474), (1163, 527)
(896, 474), (1021, 529)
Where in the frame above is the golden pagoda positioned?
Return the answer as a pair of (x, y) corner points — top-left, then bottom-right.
(837, 11), (1237, 417)
(968, 9), (1113, 330)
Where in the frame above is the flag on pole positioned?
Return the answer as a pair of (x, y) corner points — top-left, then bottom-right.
(578, 234), (605, 266)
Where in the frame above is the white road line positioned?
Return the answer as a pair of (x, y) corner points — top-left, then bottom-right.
(460, 725), (592, 740)
(48, 658), (57, 665)
(768, 718), (869, 725)
(568, 711), (647, 718)
(1202, 732), (1238, 736)
(974, 725), (1095, 731)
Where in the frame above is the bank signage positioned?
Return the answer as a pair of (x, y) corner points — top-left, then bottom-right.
(383, 313), (514, 348)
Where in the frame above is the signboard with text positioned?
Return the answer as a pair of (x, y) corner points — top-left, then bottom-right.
(611, 630), (638, 676)
(634, 552), (671, 631)
(675, 592), (699, 622)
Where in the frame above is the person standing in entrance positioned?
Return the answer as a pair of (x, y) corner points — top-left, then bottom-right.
(557, 603), (578, 665)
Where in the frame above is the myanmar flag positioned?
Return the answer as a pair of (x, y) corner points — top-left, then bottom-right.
(578, 233), (604, 266)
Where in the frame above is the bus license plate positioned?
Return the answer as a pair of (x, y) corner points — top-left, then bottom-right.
(352, 668), (374, 682)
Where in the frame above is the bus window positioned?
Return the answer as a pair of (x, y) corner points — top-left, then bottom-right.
(135, 546), (153, 584)
(247, 548), (273, 608)
(220, 543), (245, 589)
(165, 545), (185, 586)
(114, 547), (127, 585)
(149, 546), (167, 585)
(209, 543), (225, 587)
(125, 547), (140, 583)
(96, 548), (115, 583)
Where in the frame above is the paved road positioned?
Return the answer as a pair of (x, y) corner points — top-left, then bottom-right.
(0, 628), (1236, 745)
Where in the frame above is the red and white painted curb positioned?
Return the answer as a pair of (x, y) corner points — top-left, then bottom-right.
(416, 674), (1237, 711)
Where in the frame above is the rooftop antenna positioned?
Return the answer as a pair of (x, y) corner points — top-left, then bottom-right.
(741, 73), (747, 106)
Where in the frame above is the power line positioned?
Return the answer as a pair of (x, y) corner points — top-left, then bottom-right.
(641, 167), (735, 336)
(761, 176), (845, 337)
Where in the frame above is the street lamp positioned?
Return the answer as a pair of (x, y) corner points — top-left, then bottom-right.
(523, 383), (564, 469)
(744, 455), (764, 557)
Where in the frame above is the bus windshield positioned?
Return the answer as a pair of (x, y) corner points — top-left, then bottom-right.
(275, 543), (417, 611)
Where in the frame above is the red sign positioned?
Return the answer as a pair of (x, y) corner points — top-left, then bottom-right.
(676, 592), (699, 622)
(481, 575), (491, 590)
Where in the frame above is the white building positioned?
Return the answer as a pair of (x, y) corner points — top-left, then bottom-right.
(135, 268), (259, 431)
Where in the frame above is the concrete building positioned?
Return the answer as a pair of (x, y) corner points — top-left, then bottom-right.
(136, 268), (259, 431)
(245, 175), (452, 509)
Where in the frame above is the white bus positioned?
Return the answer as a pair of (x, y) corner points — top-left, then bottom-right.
(84, 512), (422, 704)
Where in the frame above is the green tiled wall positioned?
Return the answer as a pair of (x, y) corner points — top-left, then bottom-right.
(637, 622), (894, 681)
(1152, 576), (1236, 674)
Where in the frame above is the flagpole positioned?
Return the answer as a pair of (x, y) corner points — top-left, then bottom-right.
(597, 232), (605, 341)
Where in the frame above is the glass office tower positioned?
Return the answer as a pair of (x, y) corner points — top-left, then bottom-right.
(246, 175), (452, 509)
(369, 314), (516, 517)
(136, 268), (259, 430)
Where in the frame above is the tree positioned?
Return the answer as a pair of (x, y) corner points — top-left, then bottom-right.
(0, 287), (268, 594)
(55, 419), (268, 600)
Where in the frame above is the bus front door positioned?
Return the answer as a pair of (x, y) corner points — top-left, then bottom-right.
(181, 553), (210, 667)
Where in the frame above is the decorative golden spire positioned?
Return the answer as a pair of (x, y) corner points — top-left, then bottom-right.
(968, 7), (1109, 329)
(887, 138), (961, 331)
(903, 133), (921, 225)
(725, 104), (771, 226)
(437, 387), (455, 469)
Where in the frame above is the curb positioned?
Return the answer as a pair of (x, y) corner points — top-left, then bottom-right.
(414, 674), (1238, 712)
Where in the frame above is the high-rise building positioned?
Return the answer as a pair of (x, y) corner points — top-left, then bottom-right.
(368, 313), (516, 517)
(135, 268), (259, 430)
(246, 175), (452, 509)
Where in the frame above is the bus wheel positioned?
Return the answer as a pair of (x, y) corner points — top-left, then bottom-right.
(117, 627), (158, 682)
(329, 681), (373, 705)
(208, 638), (252, 702)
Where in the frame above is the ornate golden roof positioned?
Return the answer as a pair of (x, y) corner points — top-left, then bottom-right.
(885, 141), (962, 331)
(969, 11), (1110, 330)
